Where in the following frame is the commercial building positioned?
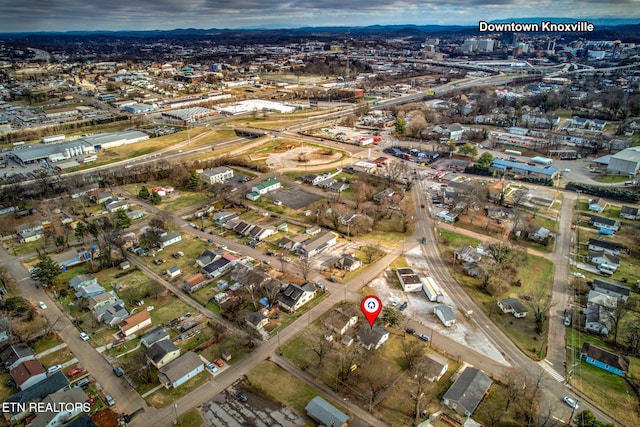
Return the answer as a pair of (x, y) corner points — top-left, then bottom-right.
(607, 147), (640, 176)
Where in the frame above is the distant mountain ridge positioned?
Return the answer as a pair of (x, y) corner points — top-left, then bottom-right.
(1, 19), (640, 38)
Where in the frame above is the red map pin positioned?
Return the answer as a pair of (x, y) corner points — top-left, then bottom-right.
(361, 296), (382, 328)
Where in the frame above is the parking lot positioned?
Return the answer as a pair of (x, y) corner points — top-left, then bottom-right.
(201, 386), (305, 427)
(265, 187), (322, 210)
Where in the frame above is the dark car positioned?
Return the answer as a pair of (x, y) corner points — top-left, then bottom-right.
(234, 390), (248, 402)
(405, 328), (416, 335)
(399, 302), (408, 311)
(113, 367), (124, 377)
(266, 251), (274, 256)
(326, 277), (337, 283)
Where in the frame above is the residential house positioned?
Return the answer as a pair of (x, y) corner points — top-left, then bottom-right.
(158, 351), (204, 389)
(104, 198), (129, 213)
(587, 290), (618, 311)
(126, 210), (145, 221)
(1, 343), (36, 371)
(587, 251), (620, 274)
(202, 255), (236, 279)
(434, 305), (456, 327)
(592, 278), (630, 302)
(588, 198), (607, 212)
(305, 396), (349, 427)
(92, 299), (124, 322)
(101, 303), (129, 327)
(28, 388), (89, 427)
(323, 306), (359, 336)
(436, 209), (462, 224)
(306, 226), (322, 236)
(75, 283), (105, 299)
(587, 239), (626, 256)
(373, 187), (395, 202)
(159, 231), (182, 248)
(10, 360), (47, 391)
(141, 326), (171, 348)
(298, 231), (337, 257)
(580, 343), (629, 377)
(442, 367), (493, 416)
(528, 226), (552, 243)
(18, 229), (44, 243)
(584, 305), (611, 335)
(147, 339), (181, 369)
(200, 166), (234, 184)
(69, 274), (97, 291)
(590, 216), (621, 232)
(329, 182), (350, 193)
(166, 266), (182, 279)
(417, 353), (449, 382)
(233, 221), (254, 236)
(278, 235), (307, 252)
(119, 310), (152, 337)
(89, 189), (112, 204)
(248, 225), (276, 241)
(251, 178), (281, 195)
(4, 372), (69, 423)
(278, 283), (317, 313)
(212, 210), (237, 225)
(355, 322), (389, 350)
(196, 249), (221, 268)
(184, 273), (207, 293)
(454, 246), (484, 264)
(246, 311), (269, 330)
(335, 254), (362, 272)
(620, 205), (639, 220)
(246, 191), (260, 201)
(497, 298), (529, 318)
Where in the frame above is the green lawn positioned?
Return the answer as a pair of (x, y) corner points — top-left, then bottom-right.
(146, 370), (210, 408)
(592, 175), (630, 183)
(157, 192), (209, 213)
(176, 408), (204, 427)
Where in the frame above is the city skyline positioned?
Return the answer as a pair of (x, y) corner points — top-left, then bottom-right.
(1, 0), (639, 33)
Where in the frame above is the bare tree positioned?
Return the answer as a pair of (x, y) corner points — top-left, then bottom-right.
(402, 338), (425, 370)
(357, 354), (396, 411)
(611, 298), (636, 346)
(298, 255), (313, 282)
(527, 281), (553, 334)
(304, 327), (334, 368)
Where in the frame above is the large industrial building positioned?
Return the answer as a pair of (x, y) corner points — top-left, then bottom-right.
(161, 107), (218, 124)
(8, 130), (149, 165)
(607, 147), (640, 176)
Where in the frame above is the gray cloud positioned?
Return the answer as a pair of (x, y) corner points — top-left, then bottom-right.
(0, 0), (638, 32)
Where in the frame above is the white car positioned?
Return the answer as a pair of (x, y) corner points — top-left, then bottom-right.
(39, 301), (47, 309)
(563, 396), (578, 409)
(80, 332), (90, 341)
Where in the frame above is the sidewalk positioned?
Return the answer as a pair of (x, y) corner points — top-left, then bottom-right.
(35, 342), (68, 358)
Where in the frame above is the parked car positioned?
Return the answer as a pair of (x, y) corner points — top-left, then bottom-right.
(326, 277), (337, 283)
(206, 363), (219, 373)
(39, 301), (47, 309)
(112, 338), (126, 346)
(67, 367), (85, 377)
(73, 377), (90, 389)
(105, 394), (115, 406)
(563, 396), (578, 409)
(213, 359), (225, 367)
(399, 302), (408, 311)
(266, 251), (274, 256)
(281, 256), (291, 263)
(405, 328), (416, 335)
(113, 367), (124, 377)
(47, 364), (62, 375)
(418, 334), (430, 342)
(80, 332), (90, 341)
(152, 259), (165, 265)
(234, 390), (248, 402)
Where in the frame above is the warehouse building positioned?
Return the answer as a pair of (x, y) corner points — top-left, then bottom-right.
(161, 107), (217, 124)
(607, 147), (640, 176)
(9, 140), (94, 165)
(83, 131), (149, 150)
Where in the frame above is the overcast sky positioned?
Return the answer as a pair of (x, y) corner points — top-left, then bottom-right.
(1, 0), (639, 33)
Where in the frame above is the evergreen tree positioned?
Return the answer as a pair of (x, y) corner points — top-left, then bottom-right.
(477, 152), (494, 167)
(186, 170), (201, 191)
(138, 186), (150, 199)
(74, 221), (87, 243)
(34, 253), (62, 287)
(149, 192), (162, 205)
(395, 117), (406, 135)
(114, 209), (132, 230)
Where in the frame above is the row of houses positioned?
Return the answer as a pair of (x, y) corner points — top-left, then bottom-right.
(1, 343), (91, 425)
(588, 198), (640, 220)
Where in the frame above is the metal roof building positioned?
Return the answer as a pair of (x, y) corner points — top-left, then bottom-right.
(161, 107), (217, 123)
(491, 158), (558, 178)
(9, 140), (94, 164)
(607, 147), (640, 176)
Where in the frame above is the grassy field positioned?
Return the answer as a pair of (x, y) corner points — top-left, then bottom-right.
(592, 175), (630, 183)
(437, 229), (554, 360)
(156, 192), (208, 213)
(176, 408), (204, 427)
(146, 370), (210, 408)
(245, 360), (334, 415)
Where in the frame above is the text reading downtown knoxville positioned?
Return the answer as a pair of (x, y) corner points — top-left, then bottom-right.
(479, 21), (595, 32)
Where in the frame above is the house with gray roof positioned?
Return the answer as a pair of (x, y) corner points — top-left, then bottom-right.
(4, 372), (69, 422)
(298, 231), (337, 257)
(200, 166), (234, 185)
(147, 339), (181, 369)
(28, 388), (89, 427)
(418, 353), (449, 382)
(75, 283), (105, 299)
(69, 274), (98, 291)
(498, 298), (528, 318)
(101, 303), (129, 327)
(592, 278), (630, 302)
(159, 231), (182, 248)
(141, 326), (171, 348)
(305, 396), (349, 427)
(443, 367), (492, 416)
(580, 343), (629, 377)
(158, 351), (204, 389)
(278, 283), (316, 312)
(434, 305), (456, 327)
(1, 343), (36, 371)
(620, 205), (639, 220)
(355, 322), (389, 350)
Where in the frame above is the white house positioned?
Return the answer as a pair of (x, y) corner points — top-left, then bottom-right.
(166, 266), (182, 279)
(299, 231), (337, 257)
(434, 305), (456, 327)
(588, 198), (607, 213)
(159, 232), (182, 248)
(278, 283), (316, 312)
(497, 298), (528, 318)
